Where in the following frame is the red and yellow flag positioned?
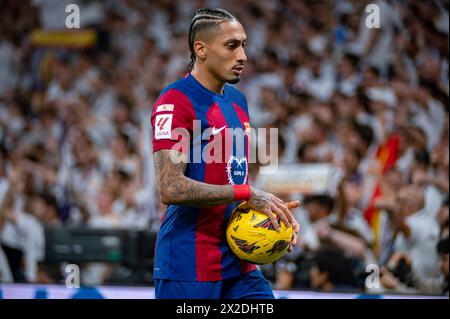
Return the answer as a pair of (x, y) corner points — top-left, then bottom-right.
(364, 134), (400, 256)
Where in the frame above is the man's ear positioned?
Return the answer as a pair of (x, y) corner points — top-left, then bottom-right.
(194, 40), (207, 60)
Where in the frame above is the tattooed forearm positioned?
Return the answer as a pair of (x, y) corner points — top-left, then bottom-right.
(153, 150), (235, 207)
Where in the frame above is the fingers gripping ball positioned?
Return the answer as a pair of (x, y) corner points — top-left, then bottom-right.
(226, 205), (293, 264)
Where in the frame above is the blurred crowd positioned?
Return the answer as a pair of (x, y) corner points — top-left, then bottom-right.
(0, 0), (448, 295)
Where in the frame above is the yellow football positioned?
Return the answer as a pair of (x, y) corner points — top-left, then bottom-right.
(226, 205), (293, 264)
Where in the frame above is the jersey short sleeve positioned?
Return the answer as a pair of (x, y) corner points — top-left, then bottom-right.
(151, 88), (195, 153)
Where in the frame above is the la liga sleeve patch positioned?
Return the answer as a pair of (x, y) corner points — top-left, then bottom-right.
(155, 114), (173, 140)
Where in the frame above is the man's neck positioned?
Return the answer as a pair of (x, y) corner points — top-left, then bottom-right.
(191, 66), (225, 95)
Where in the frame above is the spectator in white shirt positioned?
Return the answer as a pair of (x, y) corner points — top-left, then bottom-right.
(391, 185), (441, 280)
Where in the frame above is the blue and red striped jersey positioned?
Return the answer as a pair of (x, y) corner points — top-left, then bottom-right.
(151, 73), (256, 281)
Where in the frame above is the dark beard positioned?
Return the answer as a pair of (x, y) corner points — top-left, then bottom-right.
(226, 77), (241, 84)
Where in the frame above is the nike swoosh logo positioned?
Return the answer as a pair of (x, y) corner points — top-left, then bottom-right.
(212, 125), (226, 135)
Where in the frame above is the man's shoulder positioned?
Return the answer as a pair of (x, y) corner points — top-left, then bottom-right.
(159, 76), (190, 96)
(156, 76), (194, 105)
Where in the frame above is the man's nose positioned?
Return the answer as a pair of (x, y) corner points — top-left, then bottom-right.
(237, 47), (247, 63)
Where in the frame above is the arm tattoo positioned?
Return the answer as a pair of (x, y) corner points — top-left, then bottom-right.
(153, 150), (234, 207)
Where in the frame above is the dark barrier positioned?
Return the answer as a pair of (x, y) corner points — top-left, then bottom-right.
(44, 227), (157, 284)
